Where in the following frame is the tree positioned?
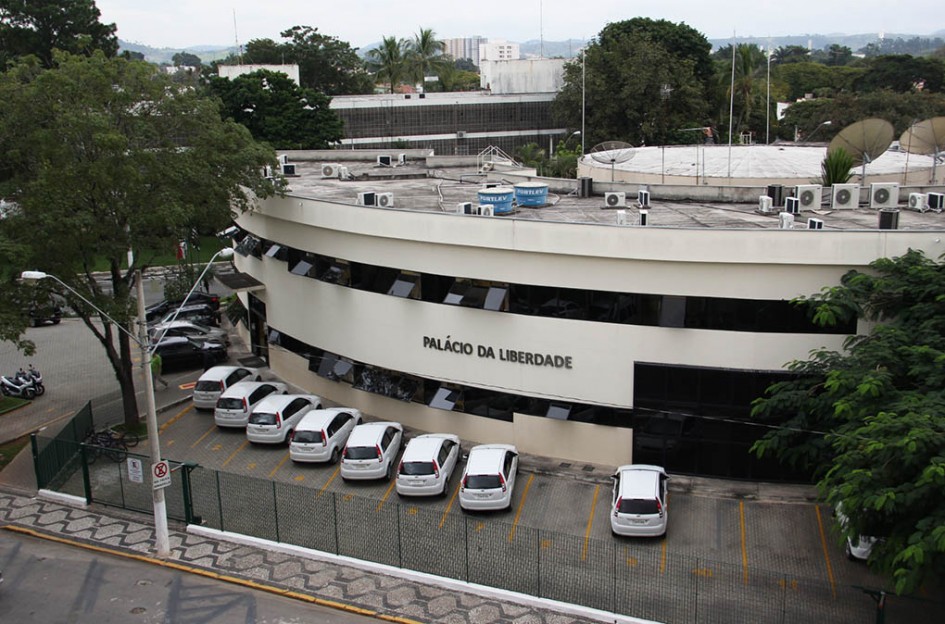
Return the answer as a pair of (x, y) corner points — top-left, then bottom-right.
(172, 51), (202, 68)
(771, 45), (811, 65)
(553, 24), (710, 147)
(209, 69), (343, 149)
(824, 44), (853, 67)
(751, 250), (945, 593)
(366, 36), (408, 94)
(0, 0), (118, 68)
(855, 55), (945, 93)
(406, 28), (446, 88)
(432, 58), (480, 92)
(0, 53), (278, 428)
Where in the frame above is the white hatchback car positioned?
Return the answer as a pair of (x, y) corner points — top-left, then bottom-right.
(246, 394), (322, 444)
(396, 434), (461, 497)
(192, 366), (260, 410)
(214, 380), (287, 428)
(459, 444), (519, 512)
(610, 464), (669, 537)
(340, 421), (404, 481)
(289, 408), (362, 463)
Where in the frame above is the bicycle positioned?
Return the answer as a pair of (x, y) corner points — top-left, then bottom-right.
(83, 428), (139, 463)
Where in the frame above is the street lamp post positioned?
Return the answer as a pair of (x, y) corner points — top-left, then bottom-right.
(21, 246), (234, 558)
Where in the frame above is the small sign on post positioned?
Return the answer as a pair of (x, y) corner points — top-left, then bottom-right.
(127, 457), (144, 484)
(152, 460), (171, 490)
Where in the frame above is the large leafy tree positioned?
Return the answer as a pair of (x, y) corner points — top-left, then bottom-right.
(406, 28), (447, 88)
(367, 36), (409, 94)
(751, 250), (945, 593)
(553, 24), (710, 147)
(226, 26), (373, 96)
(0, 0), (117, 68)
(854, 55), (945, 93)
(0, 53), (278, 428)
(209, 69), (343, 149)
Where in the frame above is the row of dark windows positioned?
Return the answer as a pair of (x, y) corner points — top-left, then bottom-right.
(234, 231), (854, 335)
(269, 327), (808, 482)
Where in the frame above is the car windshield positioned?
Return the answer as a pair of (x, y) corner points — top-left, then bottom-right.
(345, 446), (378, 460)
(195, 380), (222, 392)
(465, 474), (501, 489)
(216, 398), (244, 410)
(618, 498), (659, 514)
(249, 412), (277, 425)
(400, 461), (435, 476)
(293, 431), (320, 443)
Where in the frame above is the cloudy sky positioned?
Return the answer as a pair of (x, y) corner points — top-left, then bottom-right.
(95, 0), (943, 49)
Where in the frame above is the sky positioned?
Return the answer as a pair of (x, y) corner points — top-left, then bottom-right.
(95, 0), (944, 50)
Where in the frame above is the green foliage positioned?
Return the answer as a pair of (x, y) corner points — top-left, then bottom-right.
(0, 52), (277, 426)
(752, 250), (945, 593)
(553, 19), (712, 147)
(209, 69), (343, 149)
(772, 62), (863, 100)
(771, 45), (811, 65)
(0, 0), (118, 68)
(820, 147), (854, 186)
(366, 36), (408, 94)
(172, 51), (201, 68)
(854, 54), (945, 93)
(406, 28), (447, 86)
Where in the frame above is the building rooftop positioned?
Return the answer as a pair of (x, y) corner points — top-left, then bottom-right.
(281, 160), (945, 232)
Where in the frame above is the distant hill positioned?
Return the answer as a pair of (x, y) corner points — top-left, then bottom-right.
(119, 40), (236, 64)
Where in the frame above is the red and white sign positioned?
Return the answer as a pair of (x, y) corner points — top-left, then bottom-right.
(152, 460), (171, 490)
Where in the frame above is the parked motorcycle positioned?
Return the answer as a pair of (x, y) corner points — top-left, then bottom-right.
(1, 372), (36, 399)
(15, 364), (44, 396)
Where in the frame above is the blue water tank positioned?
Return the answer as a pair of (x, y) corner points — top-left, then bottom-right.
(478, 187), (515, 214)
(514, 182), (549, 207)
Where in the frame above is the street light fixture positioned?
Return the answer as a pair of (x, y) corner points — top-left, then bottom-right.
(21, 246), (234, 558)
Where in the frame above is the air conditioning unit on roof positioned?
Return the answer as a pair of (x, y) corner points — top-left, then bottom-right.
(831, 184), (860, 209)
(397, 153), (407, 165)
(357, 191), (376, 206)
(784, 196), (800, 214)
(795, 184), (822, 209)
(280, 163), (296, 176)
(377, 192), (394, 208)
(377, 155), (393, 167)
(928, 192), (945, 211)
(604, 192), (625, 208)
(477, 204), (494, 216)
(637, 189), (650, 207)
(320, 163), (342, 178)
(907, 192), (927, 212)
(456, 201), (473, 214)
(870, 183), (899, 209)
(616, 210), (628, 225)
(758, 195), (773, 213)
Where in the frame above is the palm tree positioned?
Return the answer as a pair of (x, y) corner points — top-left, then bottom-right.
(366, 36), (408, 94)
(407, 28), (446, 88)
(728, 44), (767, 140)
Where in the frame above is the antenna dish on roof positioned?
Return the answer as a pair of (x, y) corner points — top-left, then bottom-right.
(828, 118), (894, 185)
(589, 141), (636, 182)
(900, 117), (945, 183)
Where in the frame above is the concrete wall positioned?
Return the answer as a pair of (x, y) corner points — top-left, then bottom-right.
(480, 59), (565, 94)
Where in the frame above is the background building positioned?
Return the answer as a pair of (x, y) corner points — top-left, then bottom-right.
(479, 39), (520, 61)
(444, 36), (484, 66)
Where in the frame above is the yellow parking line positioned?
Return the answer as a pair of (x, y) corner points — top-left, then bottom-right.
(581, 484), (600, 561)
(269, 452), (291, 479)
(660, 539), (668, 574)
(739, 500), (749, 585)
(159, 404), (192, 433)
(376, 479), (397, 512)
(438, 482), (461, 529)
(190, 423), (217, 449)
(317, 466), (340, 498)
(507, 474), (534, 543)
(222, 440), (248, 467)
(814, 505), (838, 598)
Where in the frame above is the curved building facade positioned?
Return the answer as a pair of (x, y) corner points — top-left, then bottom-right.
(229, 162), (944, 481)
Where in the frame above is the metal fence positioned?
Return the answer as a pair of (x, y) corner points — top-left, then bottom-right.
(30, 400), (93, 491)
(33, 417), (943, 624)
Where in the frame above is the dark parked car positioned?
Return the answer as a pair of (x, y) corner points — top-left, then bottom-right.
(154, 303), (220, 328)
(153, 336), (227, 371)
(27, 302), (62, 327)
(145, 292), (221, 322)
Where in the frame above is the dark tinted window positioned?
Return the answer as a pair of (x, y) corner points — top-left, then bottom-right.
(465, 474), (501, 489)
(618, 498), (659, 514)
(249, 412), (277, 425)
(249, 386), (276, 403)
(196, 380), (222, 391)
(346, 446), (378, 460)
(216, 398), (244, 410)
(293, 430), (320, 443)
(400, 461), (435, 475)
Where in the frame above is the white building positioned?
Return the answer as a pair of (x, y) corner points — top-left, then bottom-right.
(479, 39), (520, 62)
(444, 36), (483, 66)
(480, 58), (566, 94)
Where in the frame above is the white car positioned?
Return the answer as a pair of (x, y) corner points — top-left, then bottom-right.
(610, 464), (668, 537)
(192, 366), (260, 410)
(289, 408), (362, 463)
(835, 503), (879, 561)
(214, 380), (287, 428)
(340, 422), (403, 481)
(150, 319), (229, 346)
(396, 434), (461, 497)
(246, 394), (322, 444)
(459, 444), (519, 512)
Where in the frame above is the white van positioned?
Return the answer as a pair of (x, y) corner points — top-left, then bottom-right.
(246, 394), (322, 444)
(459, 444), (518, 512)
(340, 422), (403, 481)
(610, 464), (668, 537)
(192, 366), (259, 410)
(214, 381), (287, 428)
(396, 434), (461, 497)
(289, 408), (362, 463)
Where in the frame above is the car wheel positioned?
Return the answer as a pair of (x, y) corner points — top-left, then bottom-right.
(330, 448), (339, 464)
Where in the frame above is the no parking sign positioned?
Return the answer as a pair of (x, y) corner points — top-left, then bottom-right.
(152, 460), (171, 490)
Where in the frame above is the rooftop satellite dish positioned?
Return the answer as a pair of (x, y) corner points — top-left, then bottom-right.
(900, 117), (945, 183)
(589, 141), (636, 182)
(828, 118), (894, 185)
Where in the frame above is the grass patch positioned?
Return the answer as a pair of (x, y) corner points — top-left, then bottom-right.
(0, 434), (30, 471)
(0, 396), (30, 416)
(89, 236), (228, 272)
